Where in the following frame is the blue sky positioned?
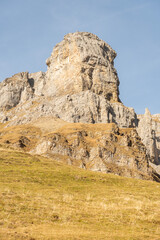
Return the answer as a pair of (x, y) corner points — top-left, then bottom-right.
(0, 0), (160, 114)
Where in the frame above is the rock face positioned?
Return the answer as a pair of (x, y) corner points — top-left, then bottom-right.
(0, 120), (155, 181)
(137, 109), (160, 165)
(0, 72), (34, 110)
(0, 32), (137, 128)
(34, 123), (153, 180)
(0, 31), (159, 180)
(45, 32), (120, 101)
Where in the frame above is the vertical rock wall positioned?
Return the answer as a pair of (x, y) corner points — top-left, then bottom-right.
(137, 109), (160, 164)
(45, 32), (120, 101)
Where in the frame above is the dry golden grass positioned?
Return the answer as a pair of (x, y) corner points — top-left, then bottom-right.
(0, 147), (160, 239)
(0, 124), (42, 151)
(32, 117), (68, 133)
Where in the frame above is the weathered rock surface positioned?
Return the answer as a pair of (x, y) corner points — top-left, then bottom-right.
(0, 120), (157, 181)
(0, 72), (34, 110)
(34, 122), (153, 180)
(1, 91), (137, 129)
(0, 32), (137, 128)
(137, 109), (160, 166)
(45, 32), (120, 101)
(28, 71), (46, 96)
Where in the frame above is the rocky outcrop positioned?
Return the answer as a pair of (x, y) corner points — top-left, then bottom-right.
(0, 120), (155, 181)
(0, 31), (159, 180)
(137, 109), (160, 165)
(45, 32), (120, 101)
(0, 71), (47, 111)
(152, 114), (160, 163)
(0, 91), (137, 128)
(0, 72), (33, 110)
(34, 122), (153, 180)
(0, 32), (137, 128)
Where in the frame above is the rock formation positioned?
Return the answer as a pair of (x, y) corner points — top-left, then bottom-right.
(137, 109), (160, 165)
(0, 32), (137, 128)
(0, 72), (33, 111)
(34, 122), (153, 180)
(0, 32), (159, 180)
(45, 32), (119, 101)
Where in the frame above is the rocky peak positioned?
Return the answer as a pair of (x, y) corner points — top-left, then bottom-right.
(45, 32), (120, 102)
(0, 32), (137, 128)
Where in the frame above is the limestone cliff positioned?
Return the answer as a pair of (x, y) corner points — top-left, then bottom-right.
(137, 109), (160, 166)
(0, 32), (159, 180)
(0, 32), (137, 128)
(45, 32), (119, 101)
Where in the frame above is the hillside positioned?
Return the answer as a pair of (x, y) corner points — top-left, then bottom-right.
(0, 147), (160, 240)
(0, 119), (157, 181)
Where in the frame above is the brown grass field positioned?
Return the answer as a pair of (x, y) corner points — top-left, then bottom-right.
(0, 146), (160, 239)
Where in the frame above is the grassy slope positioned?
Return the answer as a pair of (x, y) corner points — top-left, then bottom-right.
(0, 147), (160, 240)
